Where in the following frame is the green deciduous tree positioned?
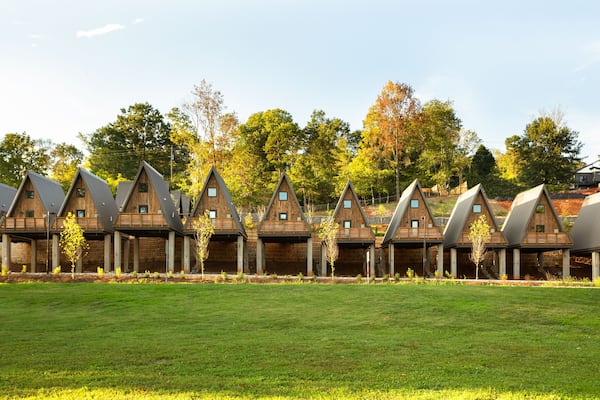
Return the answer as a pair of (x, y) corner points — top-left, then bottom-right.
(49, 143), (84, 191)
(506, 115), (582, 189)
(59, 212), (89, 279)
(0, 132), (50, 187)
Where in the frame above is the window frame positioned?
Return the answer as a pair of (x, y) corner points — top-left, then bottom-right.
(76, 188), (86, 198)
(343, 220), (352, 229)
(535, 224), (545, 233)
(76, 209), (86, 218)
(25, 210), (35, 218)
(343, 199), (352, 209)
(278, 191), (288, 201)
(138, 205), (149, 214)
(207, 187), (217, 198)
(139, 183), (148, 193)
(279, 212), (288, 221)
(473, 204), (482, 213)
(410, 199), (419, 209)
(208, 210), (217, 219)
(411, 219), (419, 229)
(25, 190), (35, 199)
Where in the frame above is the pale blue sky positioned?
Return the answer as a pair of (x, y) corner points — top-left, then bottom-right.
(2, 0), (600, 162)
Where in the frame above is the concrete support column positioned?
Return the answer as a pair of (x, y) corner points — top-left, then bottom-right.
(76, 256), (83, 273)
(30, 240), (37, 273)
(123, 238), (130, 273)
(592, 252), (599, 281)
(237, 236), (244, 274)
(2, 234), (11, 270)
(321, 243), (327, 276)
(513, 248), (521, 280)
(104, 234), (111, 272)
(52, 234), (59, 269)
(183, 236), (191, 273)
(113, 231), (121, 273)
(499, 248), (507, 278)
(369, 244), (376, 279)
(133, 237), (140, 273)
(562, 249), (571, 279)
(437, 244), (444, 277)
(450, 248), (457, 278)
(168, 231), (175, 272)
(306, 237), (313, 277)
(256, 238), (264, 275)
(388, 243), (395, 277)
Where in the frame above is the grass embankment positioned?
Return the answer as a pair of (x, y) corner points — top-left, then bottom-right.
(0, 283), (598, 399)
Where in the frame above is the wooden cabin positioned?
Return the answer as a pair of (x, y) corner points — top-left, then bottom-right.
(112, 161), (183, 273)
(0, 183), (16, 219)
(257, 173), (312, 276)
(1, 171), (64, 272)
(382, 179), (444, 277)
(569, 192), (600, 280)
(322, 181), (375, 277)
(443, 184), (507, 278)
(502, 184), (572, 279)
(183, 167), (247, 274)
(53, 168), (119, 272)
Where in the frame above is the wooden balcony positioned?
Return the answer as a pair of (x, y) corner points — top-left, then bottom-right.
(337, 227), (374, 241)
(114, 213), (169, 229)
(54, 217), (103, 232)
(2, 217), (48, 232)
(521, 232), (572, 247)
(394, 227), (443, 240)
(185, 217), (240, 234)
(458, 232), (506, 247)
(259, 220), (310, 236)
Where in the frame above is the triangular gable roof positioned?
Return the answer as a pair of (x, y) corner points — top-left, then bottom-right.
(0, 183), (17, 215)
(58, 168), (119, 232)
(8, 171), (64, 221)
(502, 184), (566, 247)
(119, 161), (183, 233)
(171, 190), (191, 217)
(189, 166), (246, 238)
(115, 181), (133, 211)
(257, 172), (310, 233)
(576, 161), (600, 174)
(570, 192), (600, 253)
(332, 181), (374, 241)
(443, 183), (502, 248)
(383, 179), (441, 245)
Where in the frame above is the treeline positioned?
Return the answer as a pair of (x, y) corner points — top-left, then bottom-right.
(0, 80), (585, 209)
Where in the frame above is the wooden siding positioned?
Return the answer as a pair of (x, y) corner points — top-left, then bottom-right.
(455, 192), (505, 247)
(260, 177), (309, 235)
(522, 195), (572, 247)
(115, 169), (168, 229)
(394, 192), (443, 242)
(9, 179), (46, 219)
(58, 175), (104, 232)
(187, 173), (240, 234)
(334, 188), (374, 241)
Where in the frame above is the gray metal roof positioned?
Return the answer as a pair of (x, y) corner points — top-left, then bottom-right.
(443, 184), (501, 248)
(576, 161), (600, 174)
(0, 183), (17, 216)
(382, 179), (438, 245)
(115, 181), (133, 210)
(502, 184), (564, 247)
(119, 161), (183, 233)
(191, 166), (247, 238)
(171, 190), (191, 217)
(333, 180), (374, 242)
(569, 192), (600, 253)
(8, 171), (64, 222)
(59, 168), (119, 232)
(258, 172), (310, 232)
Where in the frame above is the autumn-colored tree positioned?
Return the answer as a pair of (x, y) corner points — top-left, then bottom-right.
(468, 215), (491, 280)
(318, 214), (339, 278)
(192, 210), (215, 280)
(362, 81), (422, 199)
(59, 212), (89, 279)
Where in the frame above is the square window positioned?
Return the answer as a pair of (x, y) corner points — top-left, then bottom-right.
(139, 183), (148, 193)
(207, 187), (217, 197)
(26, 190), (34, 199)
(76, 188), (85, 197)
(279, 212), (288, 221)
(536, 204), (545, 213)
(343, 220), (352, 229)
(76, 210), (85, 218)
(278, 191), (288, 201)
(209, 210), (217, 219)
(536, 225), (545, 233)
(473, 204), (482, 213)
(410, 199), (419, 208)
(139, 205), (149, 214)
(25, 210), (34, 218)
(343, 200), (352, 209)
(411, 220), (419, 228)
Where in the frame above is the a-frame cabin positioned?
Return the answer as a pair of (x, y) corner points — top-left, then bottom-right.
(443, 184), (507, 278)
(0, 183), (17, 219)
(112, 161), (184, 273)
(53, 168), (119, 272)
(1, 171), (64, 272)
(382, 179), (444, 277)
(183, 167), (247, 274)
(322, 181), (375, 277)
(257, 173), (312, 276)
(570, 192), (600, 280)
(502, 184), (572, 279)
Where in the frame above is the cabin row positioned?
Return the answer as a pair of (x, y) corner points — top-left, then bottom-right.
(1, 161), (599, 280)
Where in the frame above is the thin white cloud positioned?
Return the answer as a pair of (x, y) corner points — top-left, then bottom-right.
(573, 40), (600, 72)
(133, 18), (144, 24)
(28, 34), (41, 39)
(76, 24), (125, 39)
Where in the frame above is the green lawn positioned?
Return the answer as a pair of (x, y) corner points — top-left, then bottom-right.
(0, 283), (598, 399)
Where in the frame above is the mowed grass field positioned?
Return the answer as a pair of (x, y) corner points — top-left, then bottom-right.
(0, 283), (598, 399)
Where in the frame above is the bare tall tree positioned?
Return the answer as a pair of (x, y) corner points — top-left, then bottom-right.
(468, 215), (491, 280)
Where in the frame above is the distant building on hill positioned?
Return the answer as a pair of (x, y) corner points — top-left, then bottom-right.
(575, 161), (600, 188)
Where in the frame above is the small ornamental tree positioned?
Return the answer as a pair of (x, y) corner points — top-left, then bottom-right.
(468, 214), (491, 280)
(192, 210), (214, 280)
(59, 212), (89, 278)
(318, 214), (339, 278)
